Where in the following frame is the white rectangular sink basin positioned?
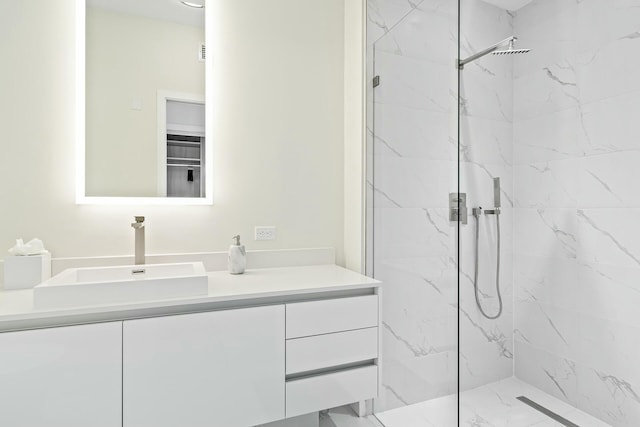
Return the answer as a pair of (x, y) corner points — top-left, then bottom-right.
(34, 262), (208, 309)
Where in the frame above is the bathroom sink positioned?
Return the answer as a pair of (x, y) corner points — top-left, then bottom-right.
(34, 262), (208, 309)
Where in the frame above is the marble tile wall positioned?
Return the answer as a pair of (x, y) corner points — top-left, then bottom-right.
(458, 0), (515, 393)
(513, 1), (640, 425)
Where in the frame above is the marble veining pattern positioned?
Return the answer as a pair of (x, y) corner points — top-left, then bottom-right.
(513, 0), (640, 425)
(458, 0), (515, 394)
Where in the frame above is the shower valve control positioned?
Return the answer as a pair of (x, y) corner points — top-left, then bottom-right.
(449, 193), (468, 225)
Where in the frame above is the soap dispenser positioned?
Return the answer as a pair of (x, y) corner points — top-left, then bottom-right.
(228, 235), (246, 275)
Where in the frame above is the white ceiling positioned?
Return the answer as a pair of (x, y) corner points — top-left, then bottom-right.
(480, 0), (534, 11)
(88, 0), (204, 28)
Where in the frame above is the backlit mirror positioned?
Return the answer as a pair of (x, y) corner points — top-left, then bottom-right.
(78, 0), (212, 204)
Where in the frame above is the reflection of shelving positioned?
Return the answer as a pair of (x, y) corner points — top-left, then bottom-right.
(165, 141), (201, 147)
(166, 133), (204, 197)
(161, 99), (206, 198)
(167, 157), (200, 162)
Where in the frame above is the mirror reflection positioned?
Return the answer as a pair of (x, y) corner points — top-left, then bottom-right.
(85, 0), (206, 198)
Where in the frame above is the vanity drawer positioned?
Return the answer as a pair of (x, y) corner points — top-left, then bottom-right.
(286, 327), (378, 375)
(285, 295), (378, 339)
(285, 365), (377, 418)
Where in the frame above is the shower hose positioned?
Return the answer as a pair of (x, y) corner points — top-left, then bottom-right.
(473, 210), (503, 320)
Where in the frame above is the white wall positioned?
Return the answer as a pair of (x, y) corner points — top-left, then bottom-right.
(85, 6), (205, 197)
(343, 0), (366, 273)
(0, 0), (353, 280)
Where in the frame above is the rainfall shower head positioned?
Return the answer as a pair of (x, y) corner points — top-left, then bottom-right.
(458, 36), (531, 69)
(492, 49), (531, 55)
(492, 38), (531, 55)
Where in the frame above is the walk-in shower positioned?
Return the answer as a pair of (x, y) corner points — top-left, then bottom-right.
(365, 0), (637, 426)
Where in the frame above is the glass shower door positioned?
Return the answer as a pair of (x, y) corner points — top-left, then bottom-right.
(368, 1), (459, 425)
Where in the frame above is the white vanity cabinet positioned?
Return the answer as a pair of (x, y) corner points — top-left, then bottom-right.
(0, 322), (122, 427)
(284, 295), (379, 418)
(0, 264), (380, 427)
(122, 305), (285, 427)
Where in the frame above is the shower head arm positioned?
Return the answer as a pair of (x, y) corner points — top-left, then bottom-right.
(457, 36), (516, 70)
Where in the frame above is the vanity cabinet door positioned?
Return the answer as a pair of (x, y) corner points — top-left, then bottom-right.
(123, 305), (285, 427)
(0, 322), (122, 427)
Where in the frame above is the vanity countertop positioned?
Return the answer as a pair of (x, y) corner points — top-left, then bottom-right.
(0, 264), (380, 332)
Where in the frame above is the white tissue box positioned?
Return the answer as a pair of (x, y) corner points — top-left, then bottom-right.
(3, 253), (52, 290)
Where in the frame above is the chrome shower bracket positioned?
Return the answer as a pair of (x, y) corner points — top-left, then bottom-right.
(449, 193), (468, 225)
(458, 36), (530, 69)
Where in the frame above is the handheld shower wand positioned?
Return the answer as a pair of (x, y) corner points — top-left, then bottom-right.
(472, 177), (503, 320)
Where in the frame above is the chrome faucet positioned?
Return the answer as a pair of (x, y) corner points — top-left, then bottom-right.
(131, 216), (145, 265)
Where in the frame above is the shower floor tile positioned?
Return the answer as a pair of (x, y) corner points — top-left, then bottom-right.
(325, 377), (610, 427)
